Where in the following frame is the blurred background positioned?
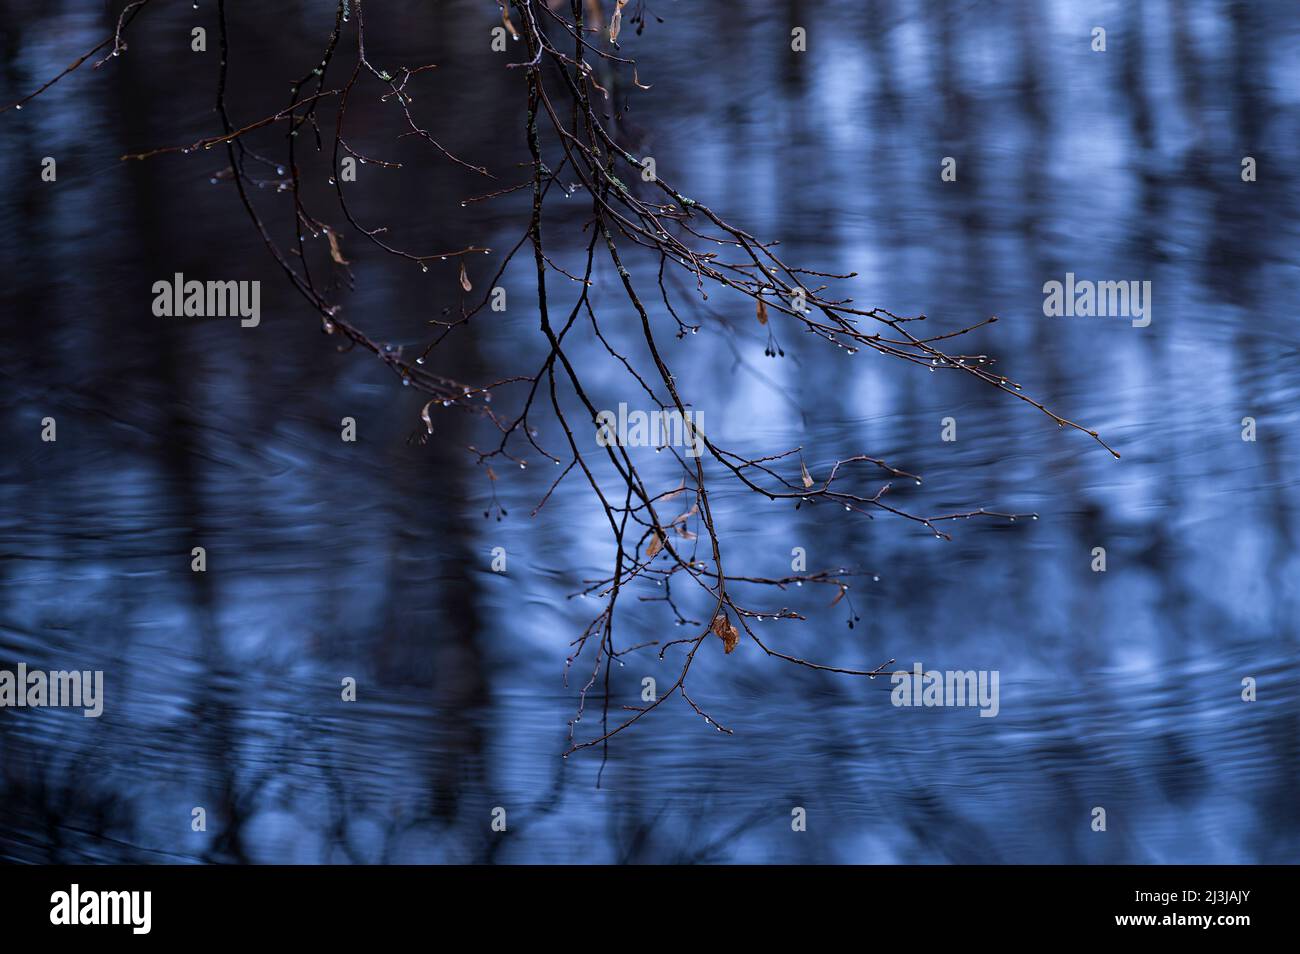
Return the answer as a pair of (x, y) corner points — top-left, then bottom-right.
(1, 0), (1298, 863)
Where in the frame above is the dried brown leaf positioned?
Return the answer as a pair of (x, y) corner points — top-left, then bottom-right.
(459, 260), (472, 293)
(800, 459), (814, 489)
(646, 528), (665, 558)
(609, 0), (628, 43)
(829, 585), (847, 607)
(501, 6), (520, 39)
(325, 227), (349, 265)
(756, 297), (768, 325)
(486, 465), (497, 482)
(670, 502), (699, 526)
(710, 612), (739, 654)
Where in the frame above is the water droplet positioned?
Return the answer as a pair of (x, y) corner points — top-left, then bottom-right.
(416, 357), (425, 365)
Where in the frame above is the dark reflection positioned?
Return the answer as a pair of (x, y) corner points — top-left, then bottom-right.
(1, 0), (1298, 864)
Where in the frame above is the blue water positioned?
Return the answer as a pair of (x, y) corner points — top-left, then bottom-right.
(1, 0), (1298, 863)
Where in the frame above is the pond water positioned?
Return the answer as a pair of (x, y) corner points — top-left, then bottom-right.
(1, 0), (1298, 863)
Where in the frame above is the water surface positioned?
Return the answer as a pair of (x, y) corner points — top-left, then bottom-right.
(1, 0), (1298, 863)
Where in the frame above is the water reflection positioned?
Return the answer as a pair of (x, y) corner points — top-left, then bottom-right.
(1, 0), (1298, 863)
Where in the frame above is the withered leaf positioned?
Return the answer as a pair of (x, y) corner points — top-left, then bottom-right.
(829, 585), (847, 607)
(756, 297), (768, 325)
(419, 399), (436, 434)
(670, 502), (699, 526)
(710, 612), (739, 654)
(501, 6), (520, 39)
(609, 0), (628, 43)
(800, 459), (814, 489)
(325, 227), (349, 265)
(486, 465), (497, 482)
(646, 528), (665, 558)
(459, 260), (472, 292)
(674, 524), (696, 541)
